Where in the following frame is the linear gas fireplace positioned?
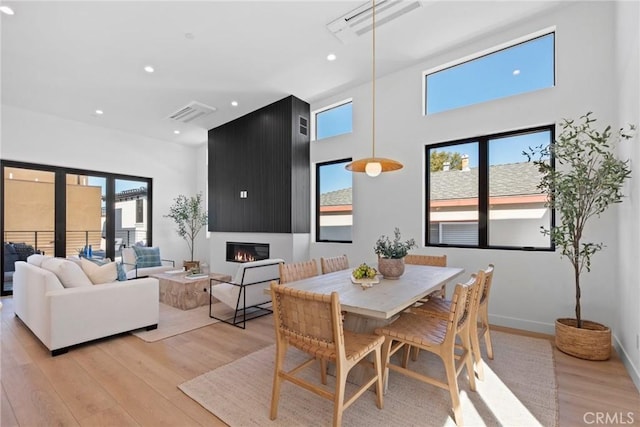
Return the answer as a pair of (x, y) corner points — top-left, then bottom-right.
(226, 241), (270, 263)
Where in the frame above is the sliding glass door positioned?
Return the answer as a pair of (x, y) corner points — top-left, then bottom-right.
(1, 160), (152, 295)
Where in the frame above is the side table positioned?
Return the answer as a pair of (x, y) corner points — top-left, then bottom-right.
(151, 272), (232, 310)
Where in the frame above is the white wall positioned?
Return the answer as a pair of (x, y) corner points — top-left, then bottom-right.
(615, 0), (640, 390)
(309, 1), (622, 337)
(0, 105), (201, 264)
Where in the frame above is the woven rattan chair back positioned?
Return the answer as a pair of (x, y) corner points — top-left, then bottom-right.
(269, 282), (384, 426)
(321, 255), (350, 274)
(404, 254), (447, 267)
(278, 259), (318, 284)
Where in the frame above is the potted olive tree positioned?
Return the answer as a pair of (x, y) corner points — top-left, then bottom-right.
(165, 192), (208, 271)
(526, 112), (634, 360)
(374, 228), (417, 279)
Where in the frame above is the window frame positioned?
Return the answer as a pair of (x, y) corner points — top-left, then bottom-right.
(311, 98), (353, 141)
(315, 158), (353, 244)
(425, 125), (556, 251)
(422, 28), (556, 116)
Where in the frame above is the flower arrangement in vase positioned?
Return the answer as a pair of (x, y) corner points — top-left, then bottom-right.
(374, 228), (417, 279)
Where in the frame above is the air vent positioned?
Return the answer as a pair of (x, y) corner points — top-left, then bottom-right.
(167, 101), (217, 124)
(327, 0), (422, 44)
(299, 116), (308, 136)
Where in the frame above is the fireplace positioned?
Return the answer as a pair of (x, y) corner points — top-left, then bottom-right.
(226, 241), (270, 263)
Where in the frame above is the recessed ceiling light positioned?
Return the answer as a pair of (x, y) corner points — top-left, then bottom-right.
(174, 130), (180, 135)
(327, 53), (337, 61)
(0, 6), (14, 15)
(144, 65), (155, 73)
(95, 109), (104, 115)
(185, 32), (195, 40)
(512, 69), (521, 76)
(231, 101), (238, 107)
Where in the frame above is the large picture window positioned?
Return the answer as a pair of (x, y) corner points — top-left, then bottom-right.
(425, 32), (555, 115)
(426, 126), (554, 250)
(313, 100), (353, 141)
(316, 159), (352, 243)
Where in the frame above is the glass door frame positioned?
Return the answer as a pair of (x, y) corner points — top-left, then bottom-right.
(1, 159), (153, 296)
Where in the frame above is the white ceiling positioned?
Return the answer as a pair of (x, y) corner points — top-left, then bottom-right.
(1, 1), (565, 146)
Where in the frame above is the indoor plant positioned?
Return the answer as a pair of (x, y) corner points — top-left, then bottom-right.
(165, 192), (208, 270)
(374, 228), (417, 279)
(526, 112), (634, 360)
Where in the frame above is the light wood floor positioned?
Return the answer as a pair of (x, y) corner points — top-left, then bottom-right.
(1, 296), (639, 426)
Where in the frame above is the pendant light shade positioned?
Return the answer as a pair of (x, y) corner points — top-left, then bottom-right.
(346, 0), (403, 177)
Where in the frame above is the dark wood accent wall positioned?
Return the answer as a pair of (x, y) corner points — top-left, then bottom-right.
(208, 95), (310, 233)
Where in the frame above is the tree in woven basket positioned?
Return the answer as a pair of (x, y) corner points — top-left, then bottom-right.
(525, 112), (634, 328)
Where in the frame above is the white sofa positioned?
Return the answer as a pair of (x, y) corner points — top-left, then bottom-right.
(13, 256), (159, 356)
(210, 258), (283, 328)
(121, 247), (175, 279)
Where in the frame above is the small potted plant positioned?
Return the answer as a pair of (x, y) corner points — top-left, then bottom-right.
(374, 227), (417, 279)
(165, 192), (208, 271)
(525, 112), (634, 360)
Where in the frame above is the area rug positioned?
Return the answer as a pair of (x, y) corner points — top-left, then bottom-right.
(179, 331), (558, 426)
(132, 302), (233, 342)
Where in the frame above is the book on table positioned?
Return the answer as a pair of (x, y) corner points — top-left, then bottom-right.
(185, 273), (209, 279)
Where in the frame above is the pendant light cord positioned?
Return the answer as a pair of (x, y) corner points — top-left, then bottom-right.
(371, 0), (376, 159)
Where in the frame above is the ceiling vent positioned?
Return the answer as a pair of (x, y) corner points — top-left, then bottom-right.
(327, 0), (422, 44)
(167, 101), (217, 125)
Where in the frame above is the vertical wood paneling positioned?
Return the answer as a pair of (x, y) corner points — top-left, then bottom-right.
(208, 95), (310, 233)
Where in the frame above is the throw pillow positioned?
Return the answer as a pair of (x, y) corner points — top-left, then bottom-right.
(80, 258), (118, 285)
(132, 246), (162, 268)
(27, 254), (51, 267)
(116, 262), (127, 281)
(41, 258), (92, 288)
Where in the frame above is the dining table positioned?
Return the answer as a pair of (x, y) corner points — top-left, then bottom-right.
(277, 263), (465, 334)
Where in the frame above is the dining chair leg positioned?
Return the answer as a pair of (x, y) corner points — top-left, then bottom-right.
(470, 321), (485, 381)
(381, 337), (393, 392)
(443, 350), (464, 426)
(320, 358), (328, 385)
(333, 366), (347, 427)
(461, 329), (477, 392)
(480, 306), (494, 360)
(373, 346), (384, 409)
(270, 343), (287, 420)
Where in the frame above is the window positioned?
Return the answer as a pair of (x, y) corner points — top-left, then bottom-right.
(316, 159), (352, 243)
(136, 198), (144, 223)
(314, 100), (353, 140)
(425, 32), (555, 114)
(426, 126), (554, 250)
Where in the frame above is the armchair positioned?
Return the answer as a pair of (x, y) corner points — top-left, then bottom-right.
(121, 247), (175, 279)
(209, 258), (283, 329)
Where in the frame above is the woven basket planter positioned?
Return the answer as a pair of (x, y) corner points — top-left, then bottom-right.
(555, 318), (611, 361)
(378, 257), (405, 280)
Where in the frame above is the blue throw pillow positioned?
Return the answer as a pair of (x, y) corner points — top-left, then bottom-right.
(133, 246), (161, 268)
(116, 262), (127, 281)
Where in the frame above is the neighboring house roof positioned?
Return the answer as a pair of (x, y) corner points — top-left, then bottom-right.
(430, 162), (542, 200)
(320, 188), (352, 206)
(318, 163), (542, 204)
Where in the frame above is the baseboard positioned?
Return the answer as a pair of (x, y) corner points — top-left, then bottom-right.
(613, 334), (640, 393)
(489, 314), (556, 335)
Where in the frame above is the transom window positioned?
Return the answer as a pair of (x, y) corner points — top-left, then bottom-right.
(313, 100), (353, 141)
(425, 32), (555, 115)
(426, 126), (554, 250)
(316, 159), (352, 243)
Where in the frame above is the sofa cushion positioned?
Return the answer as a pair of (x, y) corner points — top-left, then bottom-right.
(80, 258), (118, 285)
(41, 258), (92, 288)
(27, 254), (51, 267)
(133, 246), (161, 268)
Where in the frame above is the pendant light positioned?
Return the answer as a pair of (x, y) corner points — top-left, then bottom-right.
(345, 0), (403, 177)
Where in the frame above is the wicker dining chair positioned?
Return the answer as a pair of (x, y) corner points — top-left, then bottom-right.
(320, 254), (350, 274)
(412, 265), (494, 380)
(404, 254), (447, 298)
(375, 273), (483, 426)
(269, 282), (384, 427)
(278, 259), (319, 284)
